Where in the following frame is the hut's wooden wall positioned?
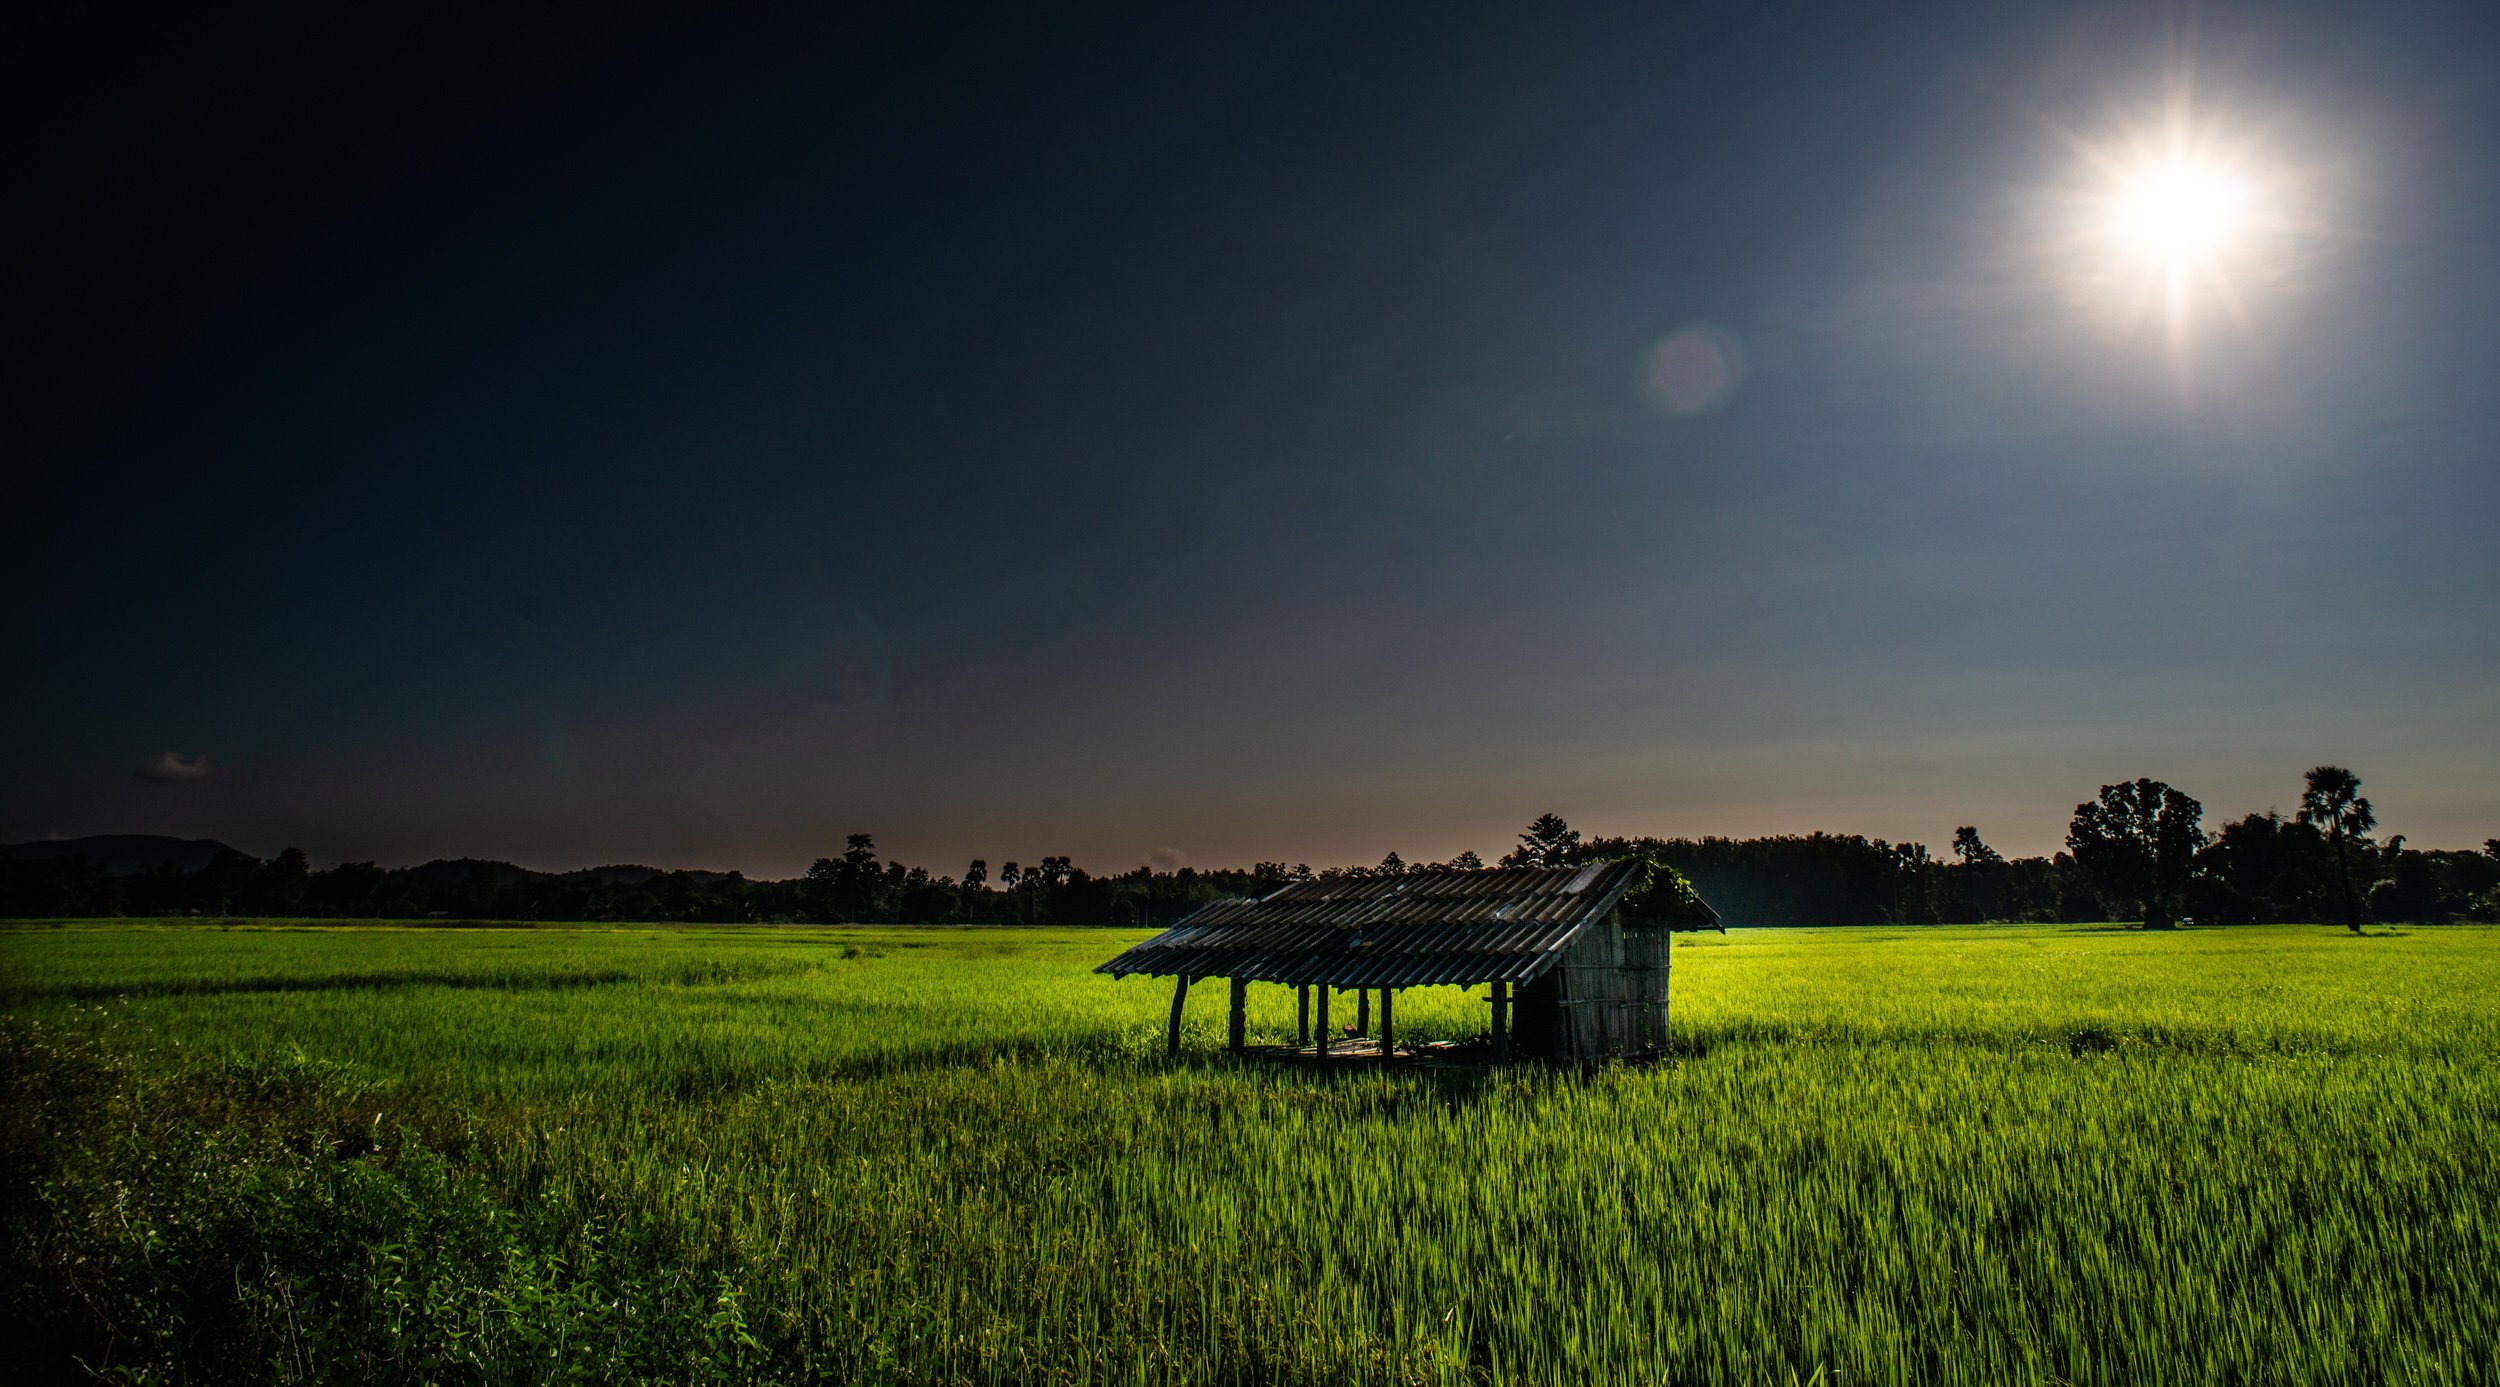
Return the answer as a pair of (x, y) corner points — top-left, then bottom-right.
(1513, 909), (1670, 1061)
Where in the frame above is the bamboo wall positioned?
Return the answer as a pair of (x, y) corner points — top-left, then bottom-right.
(1512, 909), (1670, 1061)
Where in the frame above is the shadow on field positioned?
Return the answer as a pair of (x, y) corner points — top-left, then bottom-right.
(697, 1038), (1530, 1101)
(8, 968), (677, 1004)
(1166, 1052), (1517, 1106)
(2056, 923), (2231, 934)
(1654, 1017), (2403, 1062)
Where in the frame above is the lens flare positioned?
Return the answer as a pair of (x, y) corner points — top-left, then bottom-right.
(1641, 325), (1747, 415)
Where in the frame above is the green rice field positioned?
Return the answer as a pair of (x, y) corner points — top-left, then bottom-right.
(4, 920), (2495, 1385)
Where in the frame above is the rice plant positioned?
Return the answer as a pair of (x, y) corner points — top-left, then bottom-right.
(3, 921), (2493, 1384)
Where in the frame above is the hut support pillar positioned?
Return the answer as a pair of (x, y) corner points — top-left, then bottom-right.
(1315, 986), (1332, 1058)
(1166, 974), (1192, 1057)
(1296, 985), (1310, 1046)
(1379, 988), (1395, 1060)
(1490, 981), (1510, 1061)
(1227, 977), (1247, 1052)
(1356, 988), (1370, 1036)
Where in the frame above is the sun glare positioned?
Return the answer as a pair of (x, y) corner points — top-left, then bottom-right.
(2108, 158), (2256, 264)
(2048, 108), (2305, 350)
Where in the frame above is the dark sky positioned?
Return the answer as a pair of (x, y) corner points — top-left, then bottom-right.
(8, 1), (2496, 876)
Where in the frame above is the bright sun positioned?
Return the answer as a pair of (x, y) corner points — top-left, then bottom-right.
(2042, 82), (2327, 354)
(2106, 158), (2258, 266)
(2053, 120), (2297, 338)
(2112, 162), (2252, 257)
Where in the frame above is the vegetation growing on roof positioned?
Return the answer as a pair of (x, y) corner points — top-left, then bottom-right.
(1613, 851), (1719, 931)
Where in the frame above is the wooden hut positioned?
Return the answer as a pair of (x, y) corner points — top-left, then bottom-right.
(1096, 861), (1717, 1063)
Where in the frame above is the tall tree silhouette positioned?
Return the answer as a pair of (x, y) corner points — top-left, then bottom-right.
(1949, 827), (2006, 922)
(960, 859), (988, 920)
(1504, 813), (1583, 868)
(2297, 766), (2374, 934)
(1951, 827), (2002, 865)
(2066, 779), (2205, 929)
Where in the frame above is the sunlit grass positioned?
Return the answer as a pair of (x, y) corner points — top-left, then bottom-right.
(4, 920), (2494, 1384)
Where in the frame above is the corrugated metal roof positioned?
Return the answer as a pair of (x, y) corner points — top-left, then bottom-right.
(1095, 861), (1645, 988)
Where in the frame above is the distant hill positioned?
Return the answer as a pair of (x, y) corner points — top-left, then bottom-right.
(395, 857), (547, 890)
(396, 859), (740, 888)
(0, 835), (242, 875)
(1, 837), (746, 887)
(560, 864), (738, 886)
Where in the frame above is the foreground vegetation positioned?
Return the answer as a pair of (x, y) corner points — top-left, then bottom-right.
(4, 921), (2495, 1384)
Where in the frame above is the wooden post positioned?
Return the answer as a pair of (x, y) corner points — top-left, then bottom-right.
(1490, 980), (1509, 1061)
(1355, 988), (1370, 1036)
(1315, 985), (1332, 1058)
(1379, 987), (1395, 1061)
(1296, 985), (1310, 1046)
(1227, 976), (1247, 1052)
(1166, 974), (1192, 1057)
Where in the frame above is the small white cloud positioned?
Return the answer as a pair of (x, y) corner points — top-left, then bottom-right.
(137, 751), (214, 784)
(1147, 847), (1187, 871)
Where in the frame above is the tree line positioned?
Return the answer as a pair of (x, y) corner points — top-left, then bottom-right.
(0, 837), (1275, 928)
(1562, 766), (2497, 930)
(3, 766), (2493, 926)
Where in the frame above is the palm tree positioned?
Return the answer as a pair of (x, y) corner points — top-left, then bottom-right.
(2297, 766), (2374, 934)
